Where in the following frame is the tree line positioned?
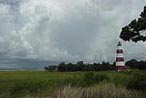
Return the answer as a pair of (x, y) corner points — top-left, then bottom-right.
(44, 59), (146, 71)
(126, 59), (146, 70)
(44, 61), (115, 72)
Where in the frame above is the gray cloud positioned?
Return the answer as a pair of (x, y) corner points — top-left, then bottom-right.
(0, 0), (146, 64)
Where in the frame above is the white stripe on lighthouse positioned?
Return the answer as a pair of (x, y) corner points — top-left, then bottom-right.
(116, 53), (124, 58)
(117, 46), (123, 50)
(116, 62), (125, 66)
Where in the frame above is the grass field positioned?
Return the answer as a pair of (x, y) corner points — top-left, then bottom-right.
(0, 70), (145, 98)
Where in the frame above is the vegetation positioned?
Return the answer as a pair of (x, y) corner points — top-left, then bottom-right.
(120, 6), (146, 42)
(127, 70), (146, 90)
(50, 83), (142, 98)
(45, 59), (146, 72)
(126, 59), (146, 69)
(0, 70), (146, 98)
(45, 61), (115, 72)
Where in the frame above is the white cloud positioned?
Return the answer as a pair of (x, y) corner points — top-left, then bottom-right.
(0, 0), (146, 63)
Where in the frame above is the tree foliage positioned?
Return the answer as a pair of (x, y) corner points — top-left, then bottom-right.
(120, 6), (146, 42)
(126, 59), (146, 69)
(45, 61), (115, 72)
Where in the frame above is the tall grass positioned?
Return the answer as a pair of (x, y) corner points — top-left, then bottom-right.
(47, 83), (143, 98)
(0, 71), (146, 98)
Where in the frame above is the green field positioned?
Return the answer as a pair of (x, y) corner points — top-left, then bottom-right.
(0, 70), (146, 98)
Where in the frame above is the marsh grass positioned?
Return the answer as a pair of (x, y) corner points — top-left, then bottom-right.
(48, 83), (143, 98)
(0, 70), (146, 98)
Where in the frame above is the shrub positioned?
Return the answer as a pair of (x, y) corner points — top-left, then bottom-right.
(82, 72), (110, 86)
(83, 72), (95, 85)
(126, 71), (146, 90)
(94, 74), (110, 83)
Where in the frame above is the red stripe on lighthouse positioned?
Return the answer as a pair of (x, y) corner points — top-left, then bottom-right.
(116, 66), (127, 70)
(117, 50), (123, 53)
(116, 58), (124, 61)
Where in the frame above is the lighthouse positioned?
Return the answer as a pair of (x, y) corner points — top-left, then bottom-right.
(116, 41), (127, 71)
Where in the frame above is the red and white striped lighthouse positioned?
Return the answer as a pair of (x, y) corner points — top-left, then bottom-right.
(116, 41), (127, 71)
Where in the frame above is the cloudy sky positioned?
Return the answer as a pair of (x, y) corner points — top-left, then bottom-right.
(0, 0), (146, 64)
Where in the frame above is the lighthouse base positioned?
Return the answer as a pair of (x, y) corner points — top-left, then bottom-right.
(116, 66), (129, 71)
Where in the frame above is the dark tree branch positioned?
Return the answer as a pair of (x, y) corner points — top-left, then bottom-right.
(120, 6), (146, 42)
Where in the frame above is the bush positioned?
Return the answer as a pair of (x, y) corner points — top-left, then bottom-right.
(126, 71), (146, 90)
(82, 72), (110, 86)
(94, 74), (110, 83)
(83, 72), (95, 85)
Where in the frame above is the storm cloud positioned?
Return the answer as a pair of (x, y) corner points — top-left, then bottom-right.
(0, 0), (146, 63)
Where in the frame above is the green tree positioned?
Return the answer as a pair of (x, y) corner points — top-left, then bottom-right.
(120, 6), (146, 42)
